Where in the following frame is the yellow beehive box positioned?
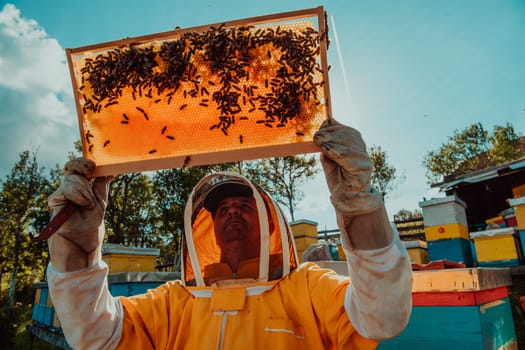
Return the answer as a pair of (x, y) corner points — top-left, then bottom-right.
(403, 240), (429, 264)
(508, 196), (525, 230)
(485, 215), (505, 226)
(512, 184), (525, 197)
(293, 236), (319, 252)
(53, 311), (61, 329)
(102, 243), (160, 273)
(412, 267), (512, 292)
(337, 243), (346, 260)
(291, 219), (318, 237)
(470, 227), (519, 265)
(290, 219), (318, 262)
(34, 288), (41, 305)
(424, 223), (469, 241)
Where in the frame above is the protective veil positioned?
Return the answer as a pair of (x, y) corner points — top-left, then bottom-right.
(182, 172), (298, 287)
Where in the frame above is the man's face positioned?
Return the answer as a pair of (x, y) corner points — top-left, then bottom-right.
(213, 196), (260, 249)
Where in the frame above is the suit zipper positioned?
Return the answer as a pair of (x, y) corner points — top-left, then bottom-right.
(217, 312), (228, 350)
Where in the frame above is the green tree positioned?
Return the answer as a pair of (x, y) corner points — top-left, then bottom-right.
(369, 145), (404, 200)
(489, 123), (524, 164)
(0, 151), (49, 307)
(105, 173), (160, 247)
(423, 122), (524, 184)
(243, 155), (319, 221)
(393, 209), (423, 222)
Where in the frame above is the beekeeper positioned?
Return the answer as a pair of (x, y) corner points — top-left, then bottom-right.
(46, 118), (412, 349)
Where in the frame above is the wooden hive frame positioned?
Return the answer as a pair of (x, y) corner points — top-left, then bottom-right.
(67, 6), (331, 176)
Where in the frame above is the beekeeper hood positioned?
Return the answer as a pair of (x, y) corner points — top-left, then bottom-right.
(182, 172), (298, 287)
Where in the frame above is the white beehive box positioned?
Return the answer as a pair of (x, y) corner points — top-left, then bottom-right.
(419, 195), (468, 227)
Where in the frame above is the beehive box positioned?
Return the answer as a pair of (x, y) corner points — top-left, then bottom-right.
(379, 268), (517, 350)
(424, 223), (470, 241)
(66, 7), (331, 176)
(290, 219), (319, 259)
(31, 283), (55, 327)
(512, 184), (525, 198)
(108, 271), (179, 297)
(485, 215), (506, 228)
(379, 298), (517, 350)
(508, 197), (525, 230)
(419, 196), (468, 227)
(403, 240), (428, 265)
(427, 238), (474, 266)
(102, 243), (160, 273)
(470, 227), (520, 267)
(519, 230), (525, 260)
(502, 207), (517, 227)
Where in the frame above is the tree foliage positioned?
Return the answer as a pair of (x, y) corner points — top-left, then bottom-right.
(242, 156), (319, 221)
(0, 151), (50, 307)
(393, 209), (423, 222)
(106, 173), (158, 247)
(369, 145), (404, 200)
(423, 122), (524, 184)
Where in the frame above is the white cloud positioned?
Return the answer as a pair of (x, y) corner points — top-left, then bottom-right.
(0, 4), (76, 176)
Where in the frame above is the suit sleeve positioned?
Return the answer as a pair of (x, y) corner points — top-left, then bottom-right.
(343, 225), (412, 340)
(47, 261), (123, 350)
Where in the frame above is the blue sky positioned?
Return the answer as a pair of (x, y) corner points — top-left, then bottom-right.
(1, 0), (524, 229)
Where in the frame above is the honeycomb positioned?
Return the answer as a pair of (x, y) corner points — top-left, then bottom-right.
(67, 8), (330, 175)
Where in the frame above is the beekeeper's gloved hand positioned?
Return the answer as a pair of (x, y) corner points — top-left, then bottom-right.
(314, 118), (392, 250)
(47, 158), (112, 272)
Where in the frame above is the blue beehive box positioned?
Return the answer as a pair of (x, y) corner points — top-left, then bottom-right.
(427, 237), (474, 266)
(109, 282), (165, 296)
(108, 271), (180, 297)
(379, 298), (516, 349)
(42, 305), (55, 326)
(378, 268), (517, 349)
(32, 283), (53, 325)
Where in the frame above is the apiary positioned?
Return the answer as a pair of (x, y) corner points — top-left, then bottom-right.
(66, 7), (331, 176)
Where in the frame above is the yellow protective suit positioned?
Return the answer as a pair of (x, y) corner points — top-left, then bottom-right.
(117, 263), (377, 349)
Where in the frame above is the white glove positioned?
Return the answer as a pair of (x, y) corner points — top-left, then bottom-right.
(48, 158), (112, 272)
(313, 118), (382, 216)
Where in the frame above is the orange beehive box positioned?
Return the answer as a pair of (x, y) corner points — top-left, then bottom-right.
(66, 7), (331, 176)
